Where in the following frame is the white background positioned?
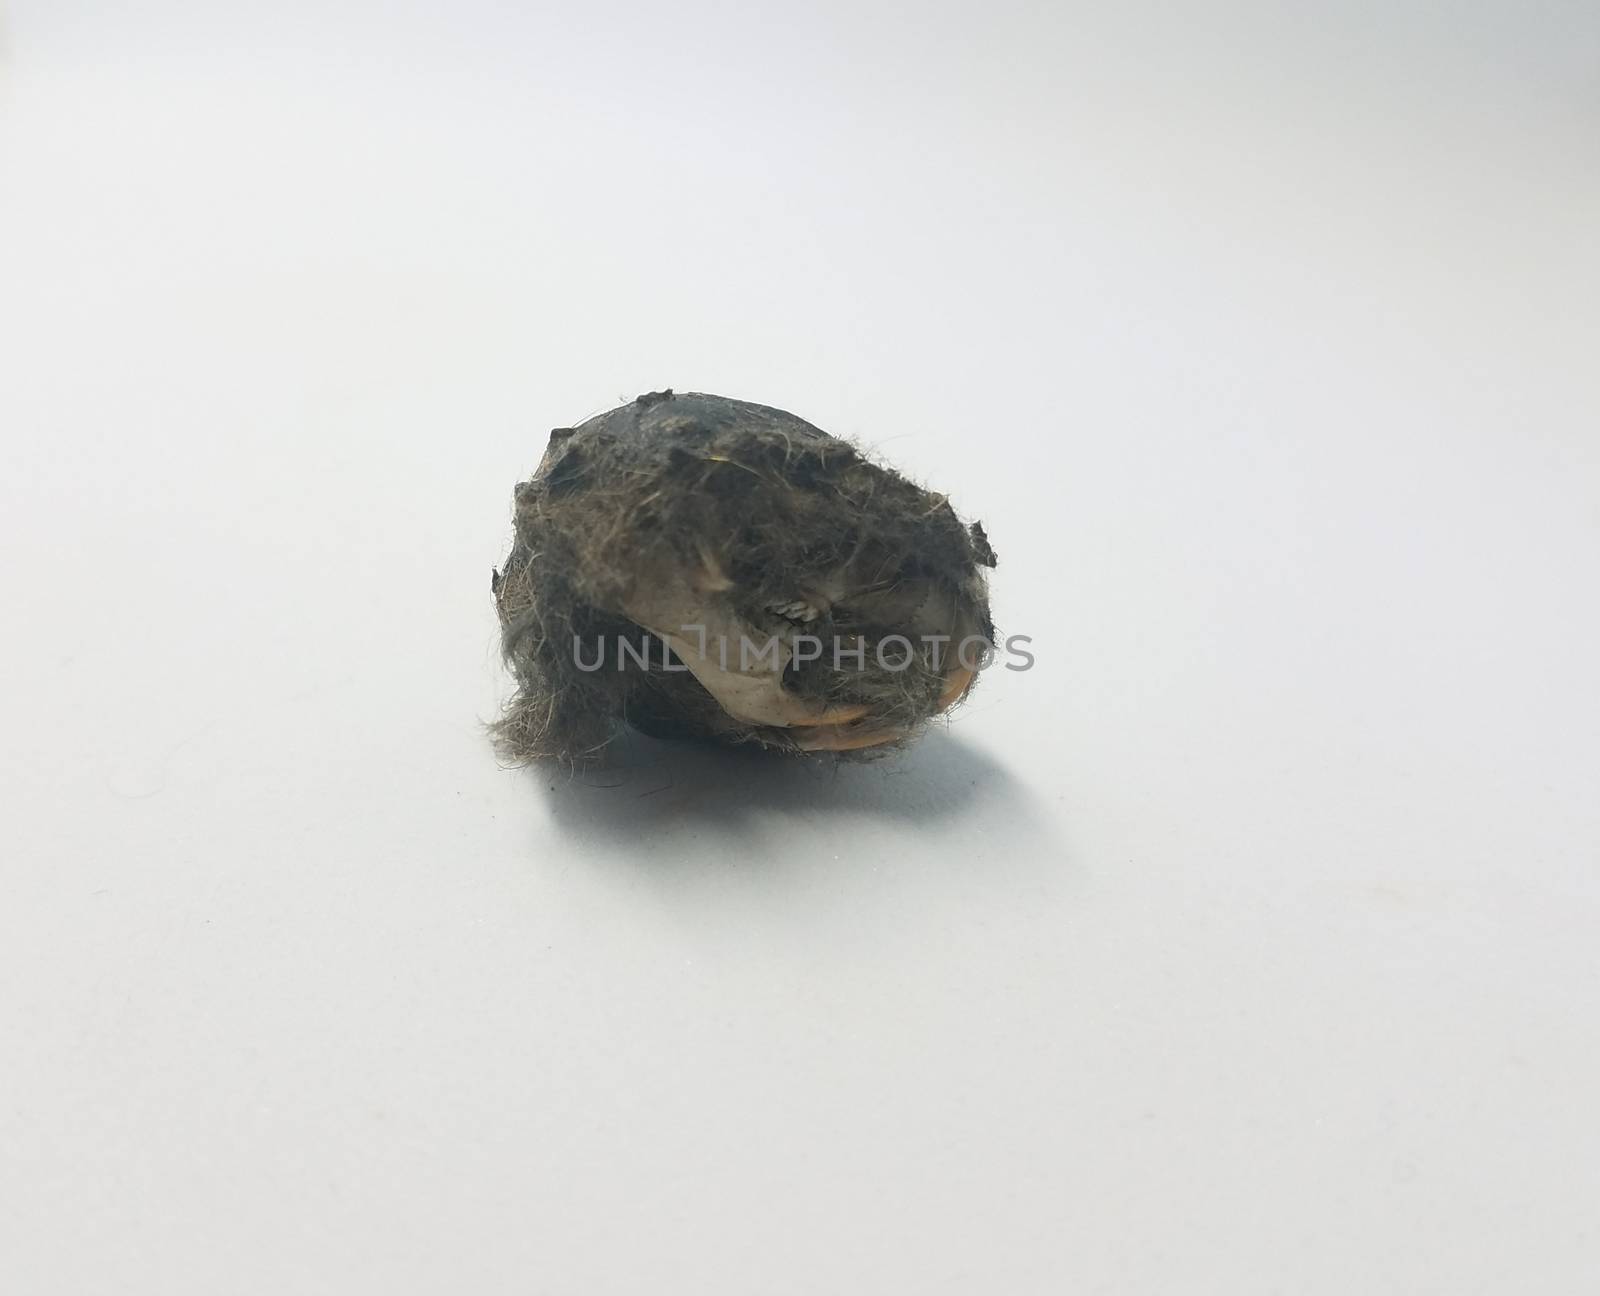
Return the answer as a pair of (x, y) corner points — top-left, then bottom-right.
(3, 2), (1598, 1292)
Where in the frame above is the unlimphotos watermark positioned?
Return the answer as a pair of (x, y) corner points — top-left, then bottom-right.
(571, 629), (1035, 673)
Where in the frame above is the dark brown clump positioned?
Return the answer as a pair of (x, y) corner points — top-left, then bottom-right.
(492, 391), (996, 764)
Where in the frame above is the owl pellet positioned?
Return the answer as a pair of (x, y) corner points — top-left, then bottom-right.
(492, 391), (997, 763)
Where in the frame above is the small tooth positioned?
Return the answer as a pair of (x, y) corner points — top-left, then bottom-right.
(767, 597), (821, 624)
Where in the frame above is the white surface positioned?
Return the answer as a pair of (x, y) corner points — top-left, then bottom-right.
(3, 3), (1598, 1292)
